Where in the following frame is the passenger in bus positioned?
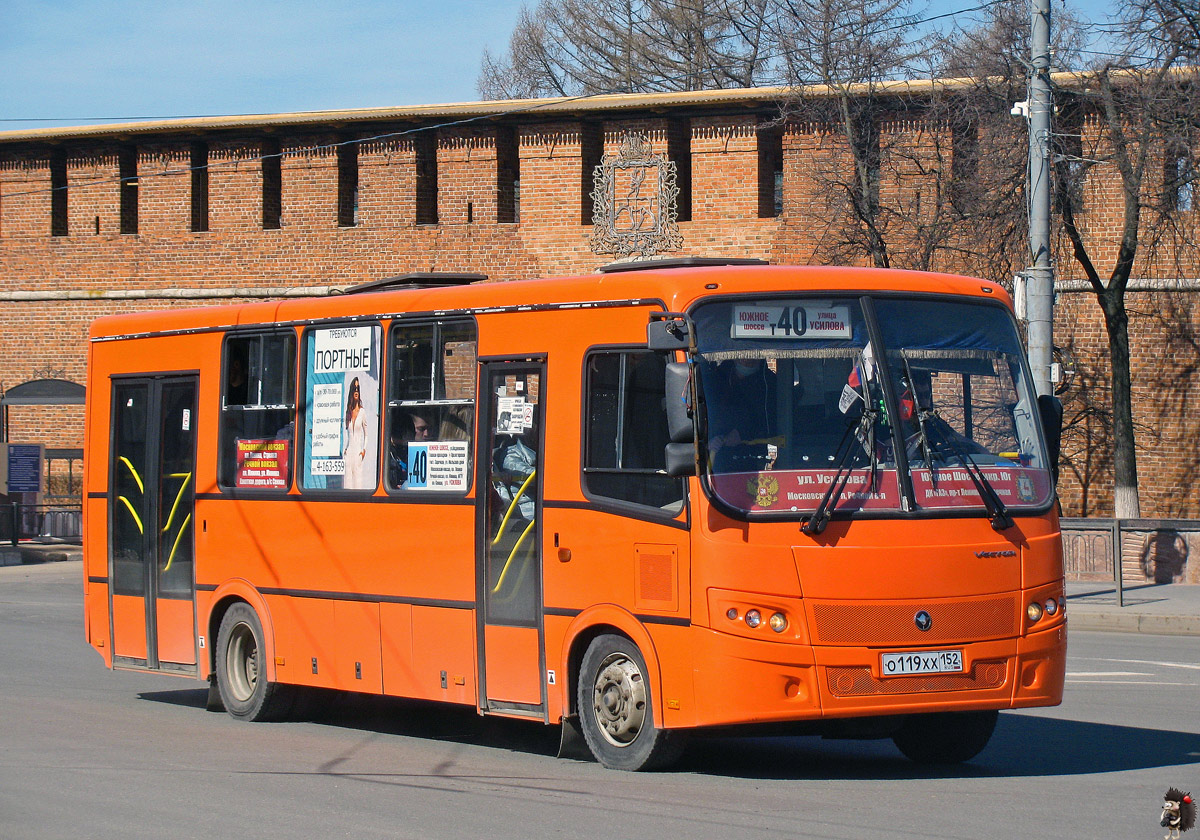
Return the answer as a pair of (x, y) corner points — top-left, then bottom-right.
(388, 409), (436, 487)
(705, 358), (778, 472)
(226, 355), (249, 405)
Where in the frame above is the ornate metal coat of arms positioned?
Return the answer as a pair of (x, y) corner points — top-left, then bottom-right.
(589, 132), (683, 258)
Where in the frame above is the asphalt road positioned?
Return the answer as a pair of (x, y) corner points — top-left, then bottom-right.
(3, 562), (1198, 840)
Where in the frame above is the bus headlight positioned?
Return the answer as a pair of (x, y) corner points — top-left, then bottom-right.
(1026, 601), (1044, 623)
(1044, 598), (1058, 616)
(768, 612), (788, 633)
(745, 609), (762, 628)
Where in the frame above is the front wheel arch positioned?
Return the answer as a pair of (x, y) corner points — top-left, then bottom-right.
(575, 633), (685, 771)
(214, 601), (294, 722)
(559, 606), (664, 721)
(204, 581), (275, 681)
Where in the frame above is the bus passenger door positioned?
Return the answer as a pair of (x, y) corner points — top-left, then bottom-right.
(476, 360), (545, 716)
(109, 376), (198, 672)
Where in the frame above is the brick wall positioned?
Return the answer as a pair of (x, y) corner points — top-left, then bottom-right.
(2, 103), (1197, 515)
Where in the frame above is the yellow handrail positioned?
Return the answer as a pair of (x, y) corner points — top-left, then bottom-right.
(160, 473), (192, 533)
(117, 496), (144, 534)
(491, 518), (536, 595)
(491, 468), (536, 546)
(163, 513), (192, 573)
(119, 457), (144, 494)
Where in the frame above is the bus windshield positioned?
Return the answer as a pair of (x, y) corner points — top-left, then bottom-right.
(692, 295), (1053, 517)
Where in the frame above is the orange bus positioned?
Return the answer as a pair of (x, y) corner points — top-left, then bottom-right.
(82, 260), (1066, 770)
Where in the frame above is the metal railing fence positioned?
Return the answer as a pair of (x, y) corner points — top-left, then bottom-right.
(1061, 517), (1200, 607)
(0, 502), (82, 545)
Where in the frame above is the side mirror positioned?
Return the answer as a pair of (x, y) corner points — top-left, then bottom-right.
(662, 361), (696, 477)
(647, 312), (692, 351)
(1037, 394), (1063, 485)
(664, 362), (693, 443)
(664, 442), (696, 477)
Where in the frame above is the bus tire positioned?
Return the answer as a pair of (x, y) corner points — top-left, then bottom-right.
(215, 602), (293, 722)
(891, 710), (998, 764)
(577, 634), (684, 771)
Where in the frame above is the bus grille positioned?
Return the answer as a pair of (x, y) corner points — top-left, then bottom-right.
(810, 597), (1016, 645)
(826, 660), (1007, 697)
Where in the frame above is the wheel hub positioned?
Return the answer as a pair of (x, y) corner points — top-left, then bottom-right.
(226, 623), (258, 702)
(592, 653), (646, 747)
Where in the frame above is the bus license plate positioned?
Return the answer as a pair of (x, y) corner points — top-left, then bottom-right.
(880, 650), (963, 676)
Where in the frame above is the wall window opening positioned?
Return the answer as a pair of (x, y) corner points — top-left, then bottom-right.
(262, 138), (282, 230)
(415, 131), (438, 225)
(119, 146), (138, 235)
(190, 142), (209, 233)
(757, 124), (784, 219)
(338, 138), (359, 227)
(497, 125), (520, 224)
(581, 121), (603, 225)
(50, 149), (68, 237)
(667, 118), (692, 222)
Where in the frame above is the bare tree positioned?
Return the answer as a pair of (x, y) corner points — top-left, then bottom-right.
(477, 0), (776, 99)
(771, 0), (922, 268)
(1052, 0), (1199, 517)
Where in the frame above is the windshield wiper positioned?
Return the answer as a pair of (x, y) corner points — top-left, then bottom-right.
(938, 432), (1013, 531)
(899, 356), (1011, 531)
(803, 406), (879, 535)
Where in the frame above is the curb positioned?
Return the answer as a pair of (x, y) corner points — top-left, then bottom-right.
(1068, 613), (1200, 636)
(0, 545), (82, 566)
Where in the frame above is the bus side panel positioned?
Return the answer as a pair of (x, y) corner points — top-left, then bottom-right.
(111, 594), (148, 660)
(379, 602), (416, 696)
(542, 508), (693, 725)
(267, 594), (336, 688)
(83, 340), (113, 666)
(87, 583), (113, 667)
(83, 494), (113, 666)
(483, 624), (542, 705)
(156, 598), (197, 665)
(410, 605), (477, 706)
(333, 600), (383, 693)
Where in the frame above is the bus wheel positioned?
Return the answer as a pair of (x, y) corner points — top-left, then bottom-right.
(215, 603), (293, 722)
(577, 634), (684, 771)
(891, 710), (998, 764)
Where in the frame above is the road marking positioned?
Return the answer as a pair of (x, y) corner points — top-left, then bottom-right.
(1067, 671), (1152, 677)
(1101, 658), (1200, 671)
(1066, 680), (1198, 686)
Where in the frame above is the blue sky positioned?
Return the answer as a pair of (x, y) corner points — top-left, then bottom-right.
(1, 0), (1103, 133)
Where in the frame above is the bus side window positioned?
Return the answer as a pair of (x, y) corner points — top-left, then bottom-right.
(219, 332), (297, 490)
(583, 349), (684, 513)
(386, 319), (477, 493)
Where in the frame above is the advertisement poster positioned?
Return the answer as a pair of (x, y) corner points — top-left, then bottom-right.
(496, 396), (533, 434)
(303, 325), (381, 490)
(235, 439), (290, 490)
(403, 440), (470, 491)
